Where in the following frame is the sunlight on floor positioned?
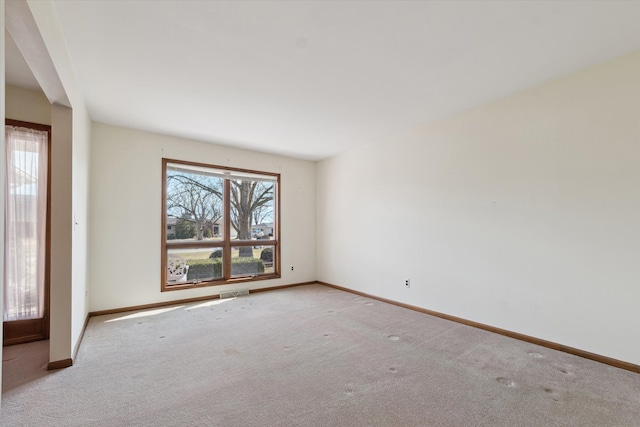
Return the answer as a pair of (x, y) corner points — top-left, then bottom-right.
(103, 297), (237, 323)
(105, 306), (185, 322)
(188, 298), (234, 310)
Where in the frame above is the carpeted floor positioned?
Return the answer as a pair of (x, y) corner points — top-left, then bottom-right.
(2, 284), (639, 426)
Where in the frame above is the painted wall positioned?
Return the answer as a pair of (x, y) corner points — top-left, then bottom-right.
(71, 105), (91, 356)
(5, 84), (51, 124)
(89, 122), (316, 311)
(49, 104), (73, 363)
(317, 51), (640, 365)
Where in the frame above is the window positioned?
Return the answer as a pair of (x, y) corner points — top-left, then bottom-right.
(162, 159), (280, 290)
(4, 119), (51, 345)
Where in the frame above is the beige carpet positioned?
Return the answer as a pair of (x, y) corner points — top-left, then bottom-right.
(2, 284), (639, 426)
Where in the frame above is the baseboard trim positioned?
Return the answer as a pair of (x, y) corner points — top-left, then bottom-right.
(317, 281), (640, 374)
(47, 358), (73, 370)
(2, 334), (47, 347)
(89, 281), (316, 317)
(251, 281), (317, 294)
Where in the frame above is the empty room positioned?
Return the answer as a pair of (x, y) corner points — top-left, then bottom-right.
(2, 1), (639, 425)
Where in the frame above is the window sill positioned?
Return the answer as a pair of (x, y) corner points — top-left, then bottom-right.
(162, 273), (281, 292)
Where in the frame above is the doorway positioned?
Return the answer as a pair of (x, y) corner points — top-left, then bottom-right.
(3, 119), (51, 346)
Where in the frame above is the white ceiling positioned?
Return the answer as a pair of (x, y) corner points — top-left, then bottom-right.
(8, 1), (640, 160)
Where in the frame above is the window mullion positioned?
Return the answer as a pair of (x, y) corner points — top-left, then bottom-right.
(223, 178), (231, 280)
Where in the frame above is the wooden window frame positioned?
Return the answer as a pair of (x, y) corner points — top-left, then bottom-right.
(161, 158), (281, 291)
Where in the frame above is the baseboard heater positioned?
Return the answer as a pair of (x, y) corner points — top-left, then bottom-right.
(219, 289), (250, 299)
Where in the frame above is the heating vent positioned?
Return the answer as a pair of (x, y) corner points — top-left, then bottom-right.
(219, 289), (249, 299)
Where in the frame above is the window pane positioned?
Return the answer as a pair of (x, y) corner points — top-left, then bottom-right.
(166, 164), (224, 243)
(230, 179), (275, 242)
(4, 127), (48, 321)
(167, 248), (223, 285)
(258, 245), (276, 275)
(231, 245), (274, 277)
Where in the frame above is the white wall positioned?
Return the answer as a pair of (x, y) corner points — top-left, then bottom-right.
(49, 104), (73, 363)
(89, 122), (316, 311)
(5, 85), (51, 124)
(71, 105), (90, 355)
(317, 51), (640, 366)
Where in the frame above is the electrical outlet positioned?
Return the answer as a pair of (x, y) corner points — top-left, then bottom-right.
(405, 279), (410, 288)
(291, 266), (294, 271)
